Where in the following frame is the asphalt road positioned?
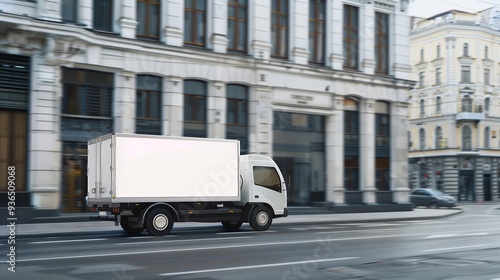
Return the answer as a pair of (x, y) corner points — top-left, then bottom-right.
(1, 204), (500, 280)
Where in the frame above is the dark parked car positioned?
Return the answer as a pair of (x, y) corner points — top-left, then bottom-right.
(410, 188), (457, 208)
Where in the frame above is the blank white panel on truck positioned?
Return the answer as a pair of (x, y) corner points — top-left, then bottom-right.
(112, 134), (240, 202)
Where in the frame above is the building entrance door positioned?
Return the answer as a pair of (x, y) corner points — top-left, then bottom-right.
(483, 174), (491, 201)
(458, 171), (474, 201)
(62, 142), (88, 212)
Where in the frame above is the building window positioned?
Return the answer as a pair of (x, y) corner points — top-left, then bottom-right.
(185, 0), (207, 46)
(228, 0), (248, 52)
(420, 99), (425, 116)
(436, 96), (441, 113)
(435, 126), (442, 148)
(461, 66), (471, 83)
(136, 0), (160, 40)
(463, 43), (469, 56)
(344, 97), (359, 191)
(375, 101), (390, 191)
(462, 125), (472, 151)
(435, 68), (441, 85)
(484, 127), (490, 148)
(309, 0), (325, 64)
(226, 84), (249, 153)
(375, 12), (389, 74)
(419, 72), (425, 88)
(408, 131), (412, 148)
(343, 5), (359, 69)
(485, 46), (489, 59)
(375, 108), (390, 146)
(271, 0), (289, 58)
(420, 48), (424, 62)
(61, 0), (78, 22)
(462, 95), (472, 112)
(419, 128), (426, 150)
(436, 45), (441, 58)
(485, 97), (490, 113)
(136, 75), (162, 135)
(93, 0), (113, 32)
(62, 68), (113, 117)
(485, 69), (490, 85)
(0, 110), (27, 192)
(183, 80), (207, 137)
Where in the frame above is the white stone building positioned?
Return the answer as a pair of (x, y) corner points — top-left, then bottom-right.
(0, 0), (413, 218)
(408, 7), (500, 202)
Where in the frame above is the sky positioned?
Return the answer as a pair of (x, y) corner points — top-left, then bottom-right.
(409, 0), (500, 18)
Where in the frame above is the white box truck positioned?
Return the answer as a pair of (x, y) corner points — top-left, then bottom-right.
(87, 133), (288, 236)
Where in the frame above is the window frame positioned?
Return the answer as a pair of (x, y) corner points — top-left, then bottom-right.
(227, 0), (248, 52)
(93, 0), (113, 32)
(271, 0), (289, 58)
(61, 0), (78, 23)
(184, 0), (207, 47)
(183, 80), (207, 137)
(343, 5), (359, 69)
(419, 128), (426, 150)
(136, 0), (161, 40)
(136, 75), (162, 135)
(309, 0), (326, 64)
(461, 65), (471, 83)
(252, 166), (282, 193)
(374, 12), (389, 74)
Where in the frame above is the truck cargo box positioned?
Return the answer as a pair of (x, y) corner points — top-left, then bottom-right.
(87, 133), (240, 205)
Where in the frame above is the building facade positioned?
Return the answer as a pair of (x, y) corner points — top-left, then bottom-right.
(408, 7), (500, 202)
(0, 0), (413, 217)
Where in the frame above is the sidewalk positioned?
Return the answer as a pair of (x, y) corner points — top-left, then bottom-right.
(0, 208), (464, 238)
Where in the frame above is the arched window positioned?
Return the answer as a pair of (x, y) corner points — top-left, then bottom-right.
(463, 43), (469, 56)
(435, 126), (442, 148)
(484, 127), (490, 148)
(462, 125), (472, 151)
(462, 95), (472, 112)
(419, 128), (426, 150)
(420, 99), (425, 116)
(436, 96), (442, 113)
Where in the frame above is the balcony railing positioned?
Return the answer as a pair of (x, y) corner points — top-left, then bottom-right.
(456, 104), (484, 121)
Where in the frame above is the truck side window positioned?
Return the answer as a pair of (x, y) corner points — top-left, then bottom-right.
(253, 166), (281, 193)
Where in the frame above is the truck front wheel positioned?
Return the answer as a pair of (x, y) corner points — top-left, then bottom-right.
(144, 208), (174, 236)
(120, 216), (144, 235)
(249, 206), (272, 231)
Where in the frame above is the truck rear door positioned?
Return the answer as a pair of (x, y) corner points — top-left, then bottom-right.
(87, 135), (113, 205)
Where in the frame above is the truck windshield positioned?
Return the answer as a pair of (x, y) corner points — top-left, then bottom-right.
(253, 166), (281, 193)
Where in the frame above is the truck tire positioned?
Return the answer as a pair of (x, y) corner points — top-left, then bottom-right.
(221, 221), (243, 231)
(249, 206), (272, 231)
(120, 216), (144, 235)
(144, 208), (174, 236)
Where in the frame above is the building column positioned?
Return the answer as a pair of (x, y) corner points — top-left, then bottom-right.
(326, 96), (345, 204)
(391, 101), (410, 203)
(165, 76), (183, 136)
(329, 0), (343, 70)
(249, 86), (272, 155)
(29, 55), (61, 209)
(114, 72), (136, 133)
(164, 0), (184, 47)
(361, 99), (376, 203)
(119, 0), (138, 39)
(250, 0), (272, 60)
(36, 0), (61, 22)
(79, 0), (93, 28)
(211, 0), (229, 53)
(291, 0), (309, 65)
(208, 81), (226, 138)
(392, 7), (412, 79)
(361, 3), (375, 75)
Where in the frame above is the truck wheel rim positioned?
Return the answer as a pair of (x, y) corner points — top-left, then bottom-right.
(257, 211), (268, 226)
(153, 214), (168, 231)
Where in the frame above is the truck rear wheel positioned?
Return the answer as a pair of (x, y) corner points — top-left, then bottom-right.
(221, 221), (243, 231)
(144, 208), (174, 236)
(120, 216), (144, 235)
(249, 206), (272, 231)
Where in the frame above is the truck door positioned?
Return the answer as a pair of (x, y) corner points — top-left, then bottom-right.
(251, 166), (287, 215)
(87, 136), (113, 204)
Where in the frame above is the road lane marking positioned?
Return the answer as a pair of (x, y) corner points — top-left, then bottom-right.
(158, 257), (359, 277)
(422, 244), (488, 252)
(127, 235), (178, 239)
(358, 223), (402, 227)
(115, 236), (249, 246)
(30, 238), (107, 244)
(216, 230), (277, 235)
(425, 232), (489, 239)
